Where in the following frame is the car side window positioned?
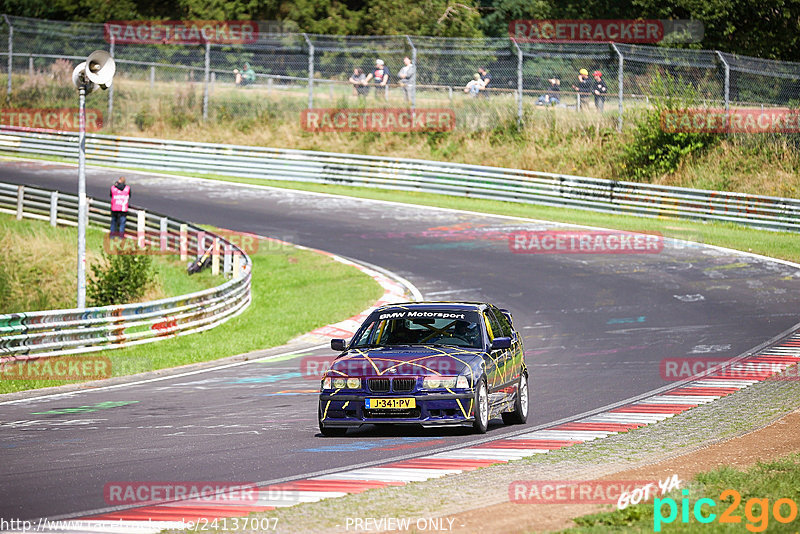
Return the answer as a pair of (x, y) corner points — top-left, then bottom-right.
(489, 307), (513, 338)
(484, 311), (504, 342)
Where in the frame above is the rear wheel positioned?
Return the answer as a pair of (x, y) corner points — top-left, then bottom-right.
(472, 379), (489, 434)
(502, 372), (529, 425)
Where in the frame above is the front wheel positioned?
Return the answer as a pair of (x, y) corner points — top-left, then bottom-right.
(472, 379), (489, 434)
(502, 372), (529, 425)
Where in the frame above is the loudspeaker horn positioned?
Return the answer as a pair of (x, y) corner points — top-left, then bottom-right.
(85, 50), (116, 90)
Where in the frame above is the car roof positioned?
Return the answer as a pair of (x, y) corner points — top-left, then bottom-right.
(374, 301), (489, 313)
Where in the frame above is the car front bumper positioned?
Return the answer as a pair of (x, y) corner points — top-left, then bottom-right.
(319, 391), (475, 428)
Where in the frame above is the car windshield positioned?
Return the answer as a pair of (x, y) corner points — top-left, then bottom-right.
(351, 310), (483, 349)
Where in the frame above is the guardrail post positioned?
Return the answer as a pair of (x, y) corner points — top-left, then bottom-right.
(303, 33), (314, 109)
(49, 190), (57, 226)
(137, 210), (146, 248)
(611, 43), (624, 132)
(15, 184), (23, 219)
(197, 230), (206, 257)
(159, 217), (168, 252)
(107, 35), (114, 130)
(179, 223), (188, 260)
(202, 41), (210, 120)
(223, 243), (232, 274)
(233, 252), (241, 280)
(212, 237), (220, 275)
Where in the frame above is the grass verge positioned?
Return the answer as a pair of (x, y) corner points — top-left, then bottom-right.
(567, 454), (800, 533)
(0, 224), (384, 394)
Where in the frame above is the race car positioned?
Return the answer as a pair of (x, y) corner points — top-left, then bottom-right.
(318, 302), (528, 436)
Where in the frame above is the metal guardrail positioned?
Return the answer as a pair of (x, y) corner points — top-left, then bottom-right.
(0, 127), (798, 233)
(0, 180), (252, 361)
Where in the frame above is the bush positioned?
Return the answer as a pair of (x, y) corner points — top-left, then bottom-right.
(88, 250), (155, 307)
(619, 73), (719, 181)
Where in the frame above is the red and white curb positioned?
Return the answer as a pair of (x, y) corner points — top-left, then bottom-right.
(14, 334), (800, 533)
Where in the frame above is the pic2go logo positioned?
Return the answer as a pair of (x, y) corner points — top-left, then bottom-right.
(654, 489), (799, 532)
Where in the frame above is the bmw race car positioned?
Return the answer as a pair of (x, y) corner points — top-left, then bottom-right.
(318, 302), (528, 436)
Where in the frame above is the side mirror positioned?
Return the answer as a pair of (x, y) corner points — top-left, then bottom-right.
(490, 337), (511, 350)
(331, 338), (347, 352)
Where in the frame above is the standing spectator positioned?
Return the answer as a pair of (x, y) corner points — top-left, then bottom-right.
(235, 63), (256, 86)
(537, 76), (561, 106)
(365, 59), (390, 100)
(349, 68), (368, 99)
(571, 68), (591, 110)
(464, 73), (483, 97)
(109, 177), (130, 239)
(477, 67), (491, 97)
(398, 56), (416, 104)
(592, 70), (607, 111)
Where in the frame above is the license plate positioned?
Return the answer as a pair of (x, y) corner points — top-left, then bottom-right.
(366, 398), (416, 410)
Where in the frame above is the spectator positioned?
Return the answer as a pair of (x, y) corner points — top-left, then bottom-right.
(464, 73), (483, 97)
(235, 63), (256, 86)
(592, 70), (607, 111)
(365, 59), (390, 99)
(349, 68), (368, 98)
(571, 68), (591, 110)
(398, 56), (416, 104)
(477, 67), (491, 97)
(537, 76), (561, 106)
(109, 177), (130, 239)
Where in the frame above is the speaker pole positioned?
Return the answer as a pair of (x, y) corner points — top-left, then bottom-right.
(77, 83), (87, 309)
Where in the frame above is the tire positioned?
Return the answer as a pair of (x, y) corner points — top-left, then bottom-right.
(502, 372), (529, 425)
(472, 379), (489, 434)
(318, 408), (348, 437)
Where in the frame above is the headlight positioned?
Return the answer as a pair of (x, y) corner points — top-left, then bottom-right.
(423, 376), (458, 389)
(328, 377), (361, 389)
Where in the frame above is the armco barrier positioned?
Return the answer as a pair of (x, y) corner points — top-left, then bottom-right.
(0, 181), (252, 362)
(0, 127), (798, 232)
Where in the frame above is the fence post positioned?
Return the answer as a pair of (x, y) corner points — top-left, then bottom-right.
(223, 243), (232, 274)
(405, 35), (417, 110)
(15, 184), (23, 219)
(49, 190), (57, 226)
(159, 217), (168, 252)
(149, 65), (155, 89)
(611, 42), (623, 132)
(137, 210), (146, 248)
(511, 39), (523, 125)
(715, 51), (730, 112)
(197, 230), (206, 258)
(28, 55), (32, 77)
(212, 237), (220, 275)
(4, 15), (12, 101)
(202, 41), (210, 120)
(303, 33), (314, 109)
(106, 35), (114, 130)
(233, 252), (241, 280)
(180, 223), (188, 260)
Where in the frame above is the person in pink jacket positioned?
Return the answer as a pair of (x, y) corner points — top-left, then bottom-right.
(109, 177), (130, 238)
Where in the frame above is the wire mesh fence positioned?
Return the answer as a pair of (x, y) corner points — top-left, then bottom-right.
(1, 14), (799, 134)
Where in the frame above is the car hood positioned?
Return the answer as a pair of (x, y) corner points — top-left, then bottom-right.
(330, 345), (483, 378)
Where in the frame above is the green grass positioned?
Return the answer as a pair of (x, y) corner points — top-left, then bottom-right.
(564, 453), (800, 533)
(0, 219), (383, 394)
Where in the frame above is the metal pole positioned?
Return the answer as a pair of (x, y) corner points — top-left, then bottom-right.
(4, 15), (12, 101)
(150, 65), (155, 89)
(77, 84), (87, 309)
(303, 33), (313, 109)
(203, 41), (210, 120)
(611, 42), (623, 132)
(511, 39), (523, 125)
(715, 51), (730, 111)
(405, 35), (417, 110)
(107, 36), (115, 130)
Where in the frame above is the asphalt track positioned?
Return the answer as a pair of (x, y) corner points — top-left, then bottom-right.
(1, 159), (799, 522)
